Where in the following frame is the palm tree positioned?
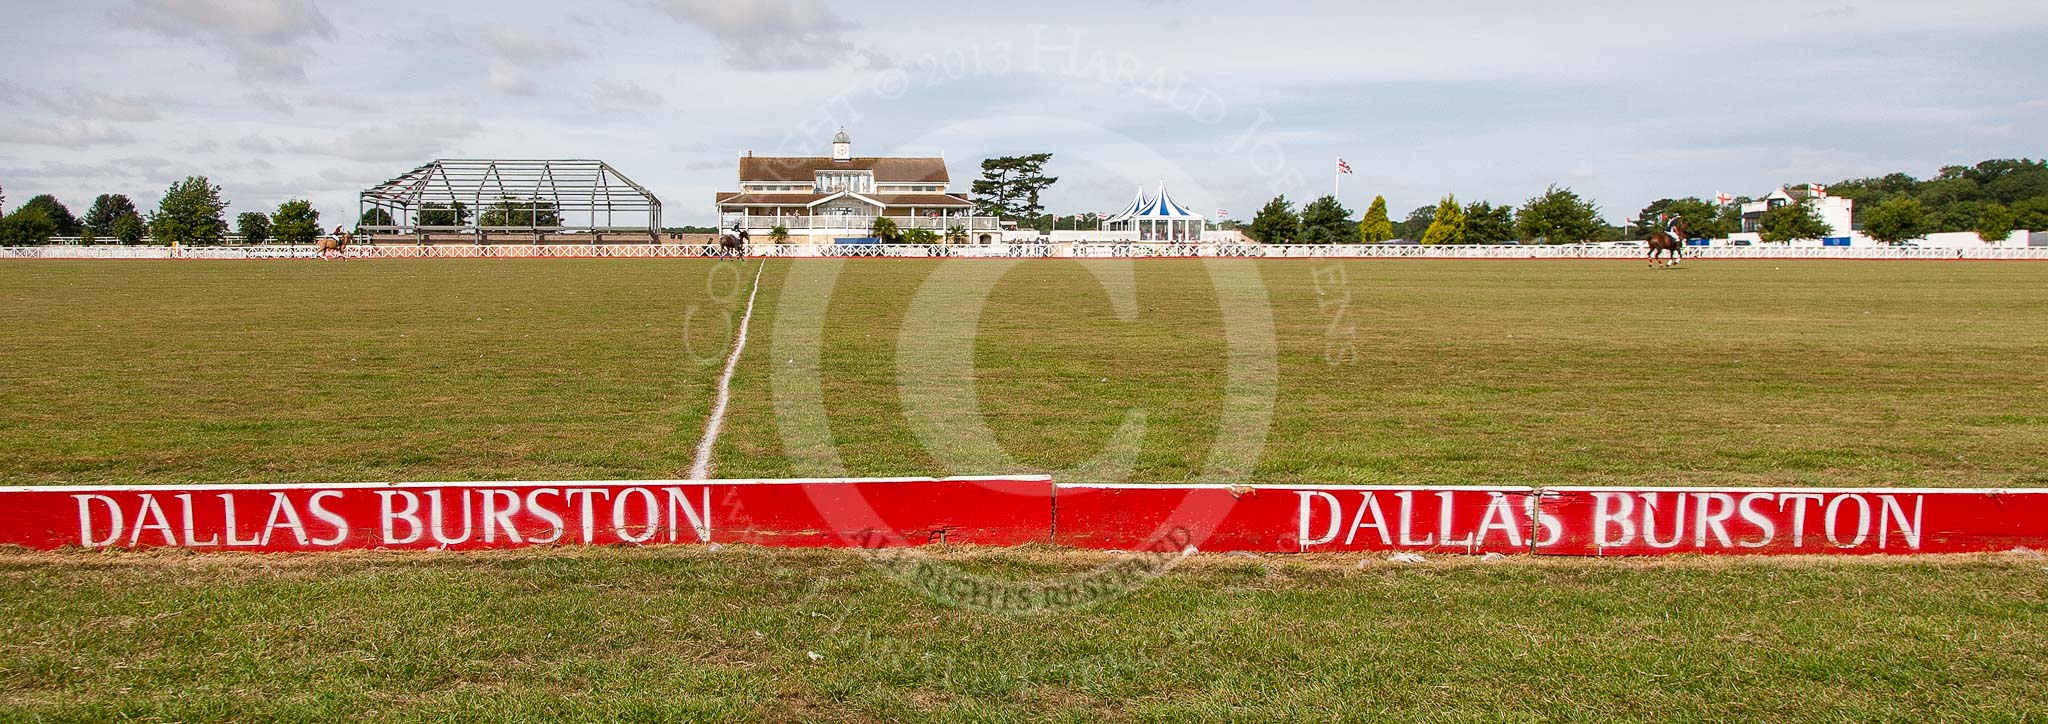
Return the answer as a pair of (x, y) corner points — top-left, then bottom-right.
(870, 216), (899, 242)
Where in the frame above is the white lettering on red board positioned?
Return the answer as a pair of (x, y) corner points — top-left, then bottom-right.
(1296, 490), (1925, 552)
(70, 486), (714, 549)
(1296, 490), (1562, 552)
(1588, 491), (1921, 551)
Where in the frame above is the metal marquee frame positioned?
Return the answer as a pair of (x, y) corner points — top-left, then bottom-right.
(359, 159), (662, 242)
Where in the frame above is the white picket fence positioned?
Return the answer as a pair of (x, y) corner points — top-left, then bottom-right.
(6, 243), (2048, 261)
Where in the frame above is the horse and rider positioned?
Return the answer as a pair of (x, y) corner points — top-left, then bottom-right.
(319, 225), (350, 260)
(718, 221), (749, 261)
(1646, 214), (1688, 268)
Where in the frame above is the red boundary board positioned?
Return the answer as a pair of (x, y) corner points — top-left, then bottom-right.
(0, 477), (1054, 553)
(1053, 484), (1541, 554)
(3, 479), (2045, 556)
(1537, 487), (2048, 556)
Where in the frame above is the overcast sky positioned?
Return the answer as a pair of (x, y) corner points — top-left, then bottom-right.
(3, 0), (2045, 226)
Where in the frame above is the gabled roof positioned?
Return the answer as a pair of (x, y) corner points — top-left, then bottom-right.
(806, 191), (885, 208)
(865, 193), (973, 207)
(714, 192), (825, 207)
(1105, 187), (1148, 224)
(1134, 182), (1200, 218)
(714, 191), (974, 208)
(740, 156), (950, 184)
(1107, 182), (1203, 223)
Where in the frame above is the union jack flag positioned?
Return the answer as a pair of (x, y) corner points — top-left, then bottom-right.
(1337, 158), (1354, 174)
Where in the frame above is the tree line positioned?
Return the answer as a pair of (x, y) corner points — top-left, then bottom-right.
(1816, 158), (2043, 244)
(0, 178), (322, 246)
(1245, 185), (1611, 245)
(1632, 157), (2044, 245)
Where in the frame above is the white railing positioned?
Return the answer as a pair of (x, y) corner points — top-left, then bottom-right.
(731, 216), (1003, 232)
(6, 243), (2048, 261)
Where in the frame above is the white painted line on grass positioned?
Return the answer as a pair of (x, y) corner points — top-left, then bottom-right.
(689, 260), (766, 480)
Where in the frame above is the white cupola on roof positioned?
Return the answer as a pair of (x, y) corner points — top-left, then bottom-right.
(832, 128), (852, 162)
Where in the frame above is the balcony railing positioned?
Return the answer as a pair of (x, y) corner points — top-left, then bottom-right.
(726, 216), (1003, 232)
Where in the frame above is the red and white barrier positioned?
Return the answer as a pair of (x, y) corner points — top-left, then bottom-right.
(2, 479), (2042, 556)
(1053, 484), (1541, 554)
(1537, 487), (2048, 556)
(0, 477), (1054, 553)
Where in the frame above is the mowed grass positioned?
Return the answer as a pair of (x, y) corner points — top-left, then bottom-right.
(6, 258), (2043, 488)
(0, 260), (743, 486)
(718, 259), (2048, 488)
(2, 548), (2045, 720)
(4, 259), (2048, 720)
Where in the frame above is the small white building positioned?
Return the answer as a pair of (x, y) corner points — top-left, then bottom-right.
(1102, 183), (1206, 242)
(1739, 186), (1854, 243)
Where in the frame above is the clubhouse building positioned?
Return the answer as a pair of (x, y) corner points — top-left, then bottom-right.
(714, 130), (1002, 243)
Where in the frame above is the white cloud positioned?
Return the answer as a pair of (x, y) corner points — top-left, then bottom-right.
(238, 135), (283, 154)
(245, 91), (295, 115)
(482, 25), (587, 95)
(0, 82), (162, 122)
(0, 120), (137, 148)
(0, 0), (2039, 227)
(594, 80), (666, 108)
(291, 120), (481, 163)
(660, 0), (856, 71)
(113, 0), (335, 82)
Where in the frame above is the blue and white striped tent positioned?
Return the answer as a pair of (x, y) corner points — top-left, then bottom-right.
(1105, 182), (1205, 242)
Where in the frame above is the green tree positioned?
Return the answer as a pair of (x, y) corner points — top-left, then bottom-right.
(1395, 205), (1435, 241)
(770, 224), (790, 244)
(1975, 203), (2015, 243)
(1247, 195), (1301, 244)
(1357, 195), (1394, 243)
(1637, 198), (1735, 241)
(0, 206), (57, 245)
(271, 199), (321, 245)
(1935, 200), (1989, 233)
(359, 208), (396, 228)
(1419, 195), (1466, 245)
(1464, 201), (1517, 244)
(417, 202), (470, 227)
(2012, 197), (2048, 233)
(480, 198), (559, 228)
(149, 176), (230, 246)
(21, 195), (80, 237)
(1861, 197), (1929, 245)
(945, 224), (968, 244)
(111, 212), (146, 245)
(869, 216), (899, 242)
(901, 227), (939, 244)
(1298, 195), (1356, 244)
(1516, 185), (1603, 244)
(82, 194), (140, 237)
(1756, 200), (1833, 243)
(237, 211), (271, 245)
(971, 153), (1058, 221)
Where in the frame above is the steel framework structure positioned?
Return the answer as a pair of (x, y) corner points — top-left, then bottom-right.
(359, 159), (662, 242)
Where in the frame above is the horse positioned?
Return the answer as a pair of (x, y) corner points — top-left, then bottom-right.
(319, 225), (350, 260)
(1646, 217), (1687, 268)
(718, 227), (749, 261)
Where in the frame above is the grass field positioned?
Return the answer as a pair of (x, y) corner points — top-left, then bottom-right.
(4, 258), (2047, 720)
(4, 548), (2046, 720)
(6, 259), (2045, 489)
